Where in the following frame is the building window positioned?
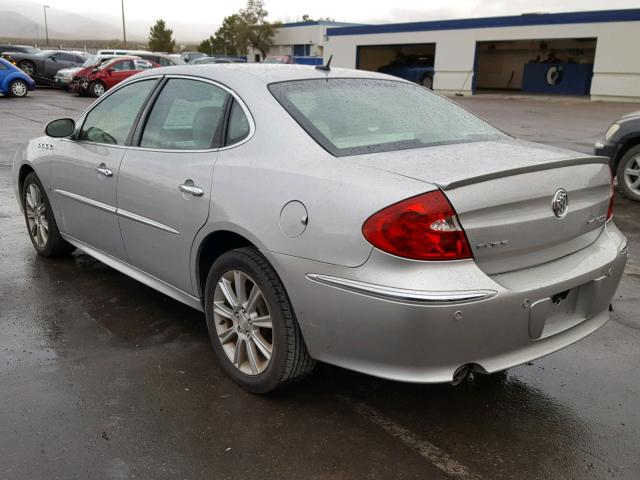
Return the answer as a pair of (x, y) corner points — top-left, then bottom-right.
(293, 44), (311, 57)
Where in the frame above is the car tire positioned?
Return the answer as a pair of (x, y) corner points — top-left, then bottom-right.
(204, 247), (315, 393)
(9, 79), (29, 97)
(18, 60), (35, 76)
(89, 81), (106, 97)
(422, 75), (433, 90)
(21, 172), (75, 257)
(616, 145), (640, 201)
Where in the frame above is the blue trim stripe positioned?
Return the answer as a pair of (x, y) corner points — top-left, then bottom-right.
(327, 9), (640, 36)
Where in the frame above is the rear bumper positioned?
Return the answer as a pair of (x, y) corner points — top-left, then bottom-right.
(263, 223), (628, 383)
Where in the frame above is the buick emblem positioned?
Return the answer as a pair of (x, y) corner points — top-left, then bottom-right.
(551, 189), (569, 219)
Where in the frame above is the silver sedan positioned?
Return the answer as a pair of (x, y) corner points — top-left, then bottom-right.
(12, 65), (628, 392)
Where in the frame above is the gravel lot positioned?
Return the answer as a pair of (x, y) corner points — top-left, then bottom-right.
(1, 89), (639, 480)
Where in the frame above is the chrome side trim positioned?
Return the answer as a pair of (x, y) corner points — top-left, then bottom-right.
(117, 208), (180, 235)
(60, 233), (203, 311)
(306, 274), (497, 305)
(54, 189), (116, 213)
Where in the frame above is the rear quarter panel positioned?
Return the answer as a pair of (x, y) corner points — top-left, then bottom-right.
(192, 80), (435, 288)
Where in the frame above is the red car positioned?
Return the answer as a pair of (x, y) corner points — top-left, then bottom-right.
(73, 57), (159, 97)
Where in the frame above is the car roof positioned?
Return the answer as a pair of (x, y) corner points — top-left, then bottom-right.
(134, 64), (404, 86)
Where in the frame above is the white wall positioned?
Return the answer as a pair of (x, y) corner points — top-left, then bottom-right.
(323, 21), (640, 101)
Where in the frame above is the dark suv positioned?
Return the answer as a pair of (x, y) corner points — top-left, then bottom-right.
(595, 112), (640, 201)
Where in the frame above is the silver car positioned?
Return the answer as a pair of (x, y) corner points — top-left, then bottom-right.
(12, 65), (628, 393)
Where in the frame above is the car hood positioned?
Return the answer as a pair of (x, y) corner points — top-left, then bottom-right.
(349, 138), (605, 190)
(56, 67), (82, 76)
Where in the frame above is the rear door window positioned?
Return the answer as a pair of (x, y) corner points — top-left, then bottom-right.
(139, 78), (229, 150)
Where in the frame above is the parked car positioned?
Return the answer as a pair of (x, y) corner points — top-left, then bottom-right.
(74, 57), (158, 97)
(55, 54), (137, 89)
(0, 57), (36, 97)
(0, 44), (40, 55)
(13, 65), (627, 393)
(2, 50), (86, 84)
(137, 52), (184, 66)
(192, 56), (246, 64)
(180, 51), (206, 63)
(263, 55), (293, 64)
(595, 113), (640, 201)
(378, 55), (435, 89)
(96, 50), (184, 66)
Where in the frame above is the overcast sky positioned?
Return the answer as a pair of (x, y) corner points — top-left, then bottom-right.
(38, 0), (640, 25)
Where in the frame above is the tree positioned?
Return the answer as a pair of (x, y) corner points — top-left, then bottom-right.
(198, 14), (244, 56)
(300, 14), (335, 22)
(237, 0), (279, 58)
(148, 19), (175, 53)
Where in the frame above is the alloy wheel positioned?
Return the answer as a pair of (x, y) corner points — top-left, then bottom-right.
(213, 270), (273, 375)
(19, 62), (34, 75)
(11, 81), (27, 97)
(623, 154), (640, 196)
(25, 183), (48, 248)
(92, 83), (105, 97)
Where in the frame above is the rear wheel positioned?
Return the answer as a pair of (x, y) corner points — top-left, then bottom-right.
(89, 81), (106, 97)
(204, 247), (315, 393)
(18, 60), (35, 76)
(617, 145), (640, 201)
(22, 172), (75, 257)
(421, 75), (433, 90)
(9, 79), (28, 97)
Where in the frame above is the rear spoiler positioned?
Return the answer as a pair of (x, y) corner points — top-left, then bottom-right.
(439, 156), (608, 190)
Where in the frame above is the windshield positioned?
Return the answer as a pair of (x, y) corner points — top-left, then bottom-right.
(37, 50), (57, 56)
(269, 78), (506, 156)
(82, 56), (100, 67)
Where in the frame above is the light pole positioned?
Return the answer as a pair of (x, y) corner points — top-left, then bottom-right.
(121, 0), (127, 48)
(43, 5), (50, 47)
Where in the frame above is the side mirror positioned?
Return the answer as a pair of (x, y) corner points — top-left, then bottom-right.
(45, 118), (75, 138)
(107, 68), (114, 74)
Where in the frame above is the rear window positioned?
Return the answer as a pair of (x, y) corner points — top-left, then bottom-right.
(269, 78), (505, 157)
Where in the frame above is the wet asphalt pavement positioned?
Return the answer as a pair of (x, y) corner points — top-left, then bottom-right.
(1, 90), (639, 480)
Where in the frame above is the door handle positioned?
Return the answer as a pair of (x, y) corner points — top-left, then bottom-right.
(96, 163), (113, 177)
(179, 180), (204, 197)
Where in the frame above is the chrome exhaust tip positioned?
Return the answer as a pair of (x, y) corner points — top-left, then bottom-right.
(452, 364), (471, 386)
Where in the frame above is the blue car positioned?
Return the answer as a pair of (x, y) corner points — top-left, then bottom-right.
(377, 55), (435, 89)
(0, 57), (36, 97)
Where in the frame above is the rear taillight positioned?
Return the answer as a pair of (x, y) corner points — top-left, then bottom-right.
(362, 190), (472, 261)
(607, 172), (614, 222)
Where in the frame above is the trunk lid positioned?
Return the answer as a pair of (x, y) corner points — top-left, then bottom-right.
(353, 139), (611, 275)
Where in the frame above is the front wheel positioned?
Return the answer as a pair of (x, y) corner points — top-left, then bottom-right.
(421, 75), (433, 89)
(204, 247), (315, 393)
(22, 172), (75, 257)
(617, 145), (640, 201)
(18, 61), (35, 76)
(9, 79), (29, 97)
(89, 81), (106, 97)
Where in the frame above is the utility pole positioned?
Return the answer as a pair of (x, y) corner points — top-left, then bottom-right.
(121, 0), (127, 47)
(43, 5), (50, 47)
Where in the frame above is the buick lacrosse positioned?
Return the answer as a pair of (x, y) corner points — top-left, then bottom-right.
(13, 65), (628, 392)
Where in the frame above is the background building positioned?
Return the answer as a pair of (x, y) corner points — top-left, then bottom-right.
(320, 9), (640, 102)
(247, 20), (360, 62)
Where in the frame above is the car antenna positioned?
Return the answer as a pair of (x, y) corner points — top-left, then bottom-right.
(315, 55), (333, 72)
